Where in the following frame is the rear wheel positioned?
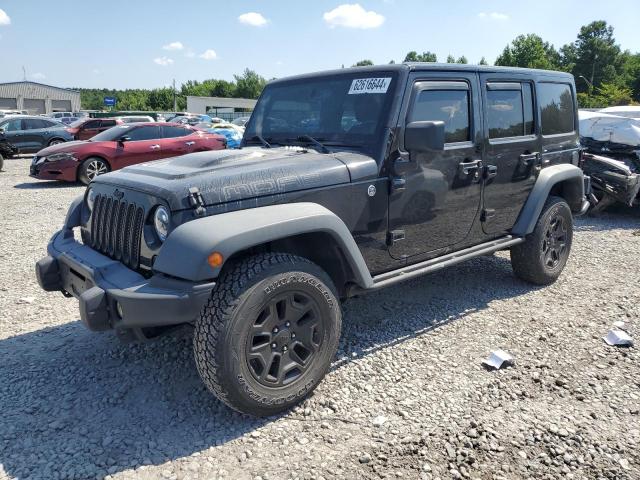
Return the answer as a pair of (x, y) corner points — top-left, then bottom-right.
(511, 196), (573, 285)
(78, 157), (110, 184)
(194, 253), (342, 416)
(48, 138), (66, 147)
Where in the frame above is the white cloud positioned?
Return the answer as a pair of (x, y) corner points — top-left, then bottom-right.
(478, 12), (509, 21)
(238, 12), (268, 27)
(153, 56), (174, 66)
(199, 49), (217, 60)
(31, 72), (46, 80)
(0, 9), (10, 26)
(323, 4), (385, 29)
(162, 41), (184, 51)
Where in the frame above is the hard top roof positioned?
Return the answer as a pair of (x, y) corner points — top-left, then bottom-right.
(269, 63), (574, 85)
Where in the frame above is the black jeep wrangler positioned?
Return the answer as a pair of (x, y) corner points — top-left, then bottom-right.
(36, 64), (589, 416)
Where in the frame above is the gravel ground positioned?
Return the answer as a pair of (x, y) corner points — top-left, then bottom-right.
(0, 157), (639, 480)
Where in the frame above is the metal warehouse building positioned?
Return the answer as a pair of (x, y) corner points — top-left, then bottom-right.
(0, 81), (81, 114)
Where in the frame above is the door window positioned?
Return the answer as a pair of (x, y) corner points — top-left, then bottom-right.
(409, 89), (470, 143)
(127, 126), (161, 141)
(538, 83), (574, 135)
(162, 125), (192, 138)
(101, 120), (117, 128)
(84, 120), (101, 129)
(23, 119), (48, 130)
(486, 83), (535, 138)
(2, 119), (22, 132)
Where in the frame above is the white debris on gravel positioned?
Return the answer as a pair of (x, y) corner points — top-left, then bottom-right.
(1, 157), (639, 480)
(604, 329), (634, 347)
(482, 349), (515, 370)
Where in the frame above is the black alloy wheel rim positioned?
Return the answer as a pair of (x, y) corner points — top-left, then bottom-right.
(245, 291), (324, 388)
(542, 214), (567, 268)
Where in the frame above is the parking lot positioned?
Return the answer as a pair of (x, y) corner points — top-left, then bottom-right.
(0, 156), (638, 479)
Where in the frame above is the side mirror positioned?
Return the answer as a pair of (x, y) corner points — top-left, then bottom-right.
(118, 135), (131, 144)
(404, 121), (445, 152)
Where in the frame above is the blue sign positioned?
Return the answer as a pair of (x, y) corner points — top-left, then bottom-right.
(104, 96), (116, 107)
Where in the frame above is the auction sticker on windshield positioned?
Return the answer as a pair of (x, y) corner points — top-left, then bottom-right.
(348, 77), (392, 94)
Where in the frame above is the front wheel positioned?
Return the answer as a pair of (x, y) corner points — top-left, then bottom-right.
(194, 253), (342, 416)
(48, 138), (66, 147)
(78, 157), (110, 185)
(510, 195), (573, 285)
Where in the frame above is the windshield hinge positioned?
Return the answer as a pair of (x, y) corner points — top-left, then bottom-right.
(188, 187), (206, 217)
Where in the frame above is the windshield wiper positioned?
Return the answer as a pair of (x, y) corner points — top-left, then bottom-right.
(246, 135), (272, 148)
(296, 135), (329, 153)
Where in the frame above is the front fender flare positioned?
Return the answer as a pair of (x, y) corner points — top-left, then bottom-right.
(153, 202), (374, 288)
(511, 164), (586, 237)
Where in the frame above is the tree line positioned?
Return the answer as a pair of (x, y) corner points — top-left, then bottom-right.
(353, 21), (639, 108)
(79, 20), (638, 112)
(78, 69), (267, 111)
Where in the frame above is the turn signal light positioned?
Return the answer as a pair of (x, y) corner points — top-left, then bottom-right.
(207, 252), (224, 268)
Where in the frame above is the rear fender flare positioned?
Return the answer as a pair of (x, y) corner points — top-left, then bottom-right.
(153, 202), (374, 288)
(511, 164), (585, 236)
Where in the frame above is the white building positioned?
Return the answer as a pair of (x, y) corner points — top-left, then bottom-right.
(186, 96), (257, 121)
(0, 81), (81, 114)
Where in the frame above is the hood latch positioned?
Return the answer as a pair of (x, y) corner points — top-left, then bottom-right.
(188, 187), (206, 217)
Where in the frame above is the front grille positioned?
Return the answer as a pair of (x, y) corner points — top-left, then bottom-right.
(89, 194), (144, 270)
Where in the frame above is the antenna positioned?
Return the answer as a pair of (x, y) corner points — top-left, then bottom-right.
(22, 66), (26, 81)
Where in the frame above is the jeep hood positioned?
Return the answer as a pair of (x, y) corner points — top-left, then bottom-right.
(92, 147), (378, 211)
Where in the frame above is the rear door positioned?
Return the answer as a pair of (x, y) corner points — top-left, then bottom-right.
(21, 118), (49, 151)
(98, 119), (118, 134)
(111, 125), (163, 169)
(0, 118), (26, 150)
(388, 71), (483, 259)
(480, 73), (540, 234)
(160, 125), (195, 157)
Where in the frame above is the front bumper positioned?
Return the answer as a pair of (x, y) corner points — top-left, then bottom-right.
(30, 156), (78, 182)
(36, 228), (215, 332)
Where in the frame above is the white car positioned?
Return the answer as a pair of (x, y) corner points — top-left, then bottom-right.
(599, 106), (640, 120)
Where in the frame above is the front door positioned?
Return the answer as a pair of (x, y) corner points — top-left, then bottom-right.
(388, 72), (483, 259)
(78, 120), (102, 140)
(480, 74), (540, 234)
(0, 118), (26, 150)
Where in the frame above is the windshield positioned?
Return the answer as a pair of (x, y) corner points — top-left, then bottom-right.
(244, 72), (398, 148)
(90, 125), (132, 142)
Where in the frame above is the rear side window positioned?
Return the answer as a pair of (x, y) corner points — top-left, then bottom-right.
(127, 126), (161, 141)
(538, 83), (574, 135)
(409, 89), (470, 143)
(486, 82), (535, 138)
(162, 125), (191, 138)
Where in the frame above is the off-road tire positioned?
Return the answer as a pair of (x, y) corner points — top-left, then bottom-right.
(510, 195), (573, 285)
(194, 253), (342, 416)
(78, 157), (110, 185)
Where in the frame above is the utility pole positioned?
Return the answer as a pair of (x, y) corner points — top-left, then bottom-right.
(173, 79), (177, 112)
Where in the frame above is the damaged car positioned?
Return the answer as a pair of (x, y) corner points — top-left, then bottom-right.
(579, 110), (640, 210)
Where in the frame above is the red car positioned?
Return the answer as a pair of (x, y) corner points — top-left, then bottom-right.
(66, 117), (124, 140)
(30, 122), (226, 184)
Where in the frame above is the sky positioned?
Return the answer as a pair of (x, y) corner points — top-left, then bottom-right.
(0, 1), (638, 90)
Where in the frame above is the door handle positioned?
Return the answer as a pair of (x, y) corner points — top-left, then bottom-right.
(459, 159), (482, 176)
(150, 144), (160, 150)
(185, 141), (195, 146)
(519, 152), (539, 165)
(484, 165), (498, 180)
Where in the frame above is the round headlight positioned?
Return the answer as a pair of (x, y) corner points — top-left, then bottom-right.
(154, 205), (170, 242)
(86, 188), (96, 212)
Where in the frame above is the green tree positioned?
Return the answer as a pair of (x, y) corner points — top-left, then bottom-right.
(479, 57), (488, 65)
(560, 21), (624, 94)
(457, 56), (468, 64)
(352, 59), (374, 67)
(446, 54), (456, 63)
(495, 34), (560, 70)
(404, 51), (437, 62)
(234, 69), (267, 99)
